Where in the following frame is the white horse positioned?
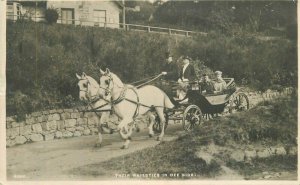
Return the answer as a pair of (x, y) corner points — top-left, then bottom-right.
(76, 72), (113, 147)
(98, 68), (174, 149)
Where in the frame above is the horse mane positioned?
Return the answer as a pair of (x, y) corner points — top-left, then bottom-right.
(110, 72), (124, 88)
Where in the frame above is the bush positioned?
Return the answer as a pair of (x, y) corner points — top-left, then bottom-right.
(45, 8), (59, 24)
(6, 21), (297, 117)
(6, 91), (33, 121)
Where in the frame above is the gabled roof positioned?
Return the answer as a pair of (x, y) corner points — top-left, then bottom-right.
(7, 0), (124, 9)
(7, 0), (47, 7)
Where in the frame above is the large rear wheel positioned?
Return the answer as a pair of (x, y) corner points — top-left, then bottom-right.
(229, 92), (250, 113)
(182, 105), (203, 131)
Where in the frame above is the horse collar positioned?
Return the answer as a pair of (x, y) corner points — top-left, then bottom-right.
(112, 85), (128, 105)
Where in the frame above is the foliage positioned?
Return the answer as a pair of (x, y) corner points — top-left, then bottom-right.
(6, 21), (297, 116)
(152, 1), (297, 39)
(44, 8), (59, 24)
(125, 1), (156, 24)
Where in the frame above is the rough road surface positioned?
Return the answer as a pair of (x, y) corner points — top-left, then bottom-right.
(7, 123), (183, 180)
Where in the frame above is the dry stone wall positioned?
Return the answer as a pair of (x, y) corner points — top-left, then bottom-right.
(6, 108), (112, 147)
(6, 87), (294, 147)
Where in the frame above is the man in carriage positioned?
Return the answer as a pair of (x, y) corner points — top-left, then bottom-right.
(176, 56), (197, 102)
(162, 52), (179, 81)
(200, 74), (215, 94)
(212, 70), (227, 94)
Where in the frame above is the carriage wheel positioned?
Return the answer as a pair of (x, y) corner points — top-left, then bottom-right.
(229, 92), (250, 113)
(153, 112), (169, 133)
(182, 105), (203, 131)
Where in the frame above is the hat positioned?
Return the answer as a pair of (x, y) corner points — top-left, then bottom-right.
(215, 71), (222, 75)
(165, 51), (172, 58)
(203, 74), (208, 77)
(183, 56), (191, 60)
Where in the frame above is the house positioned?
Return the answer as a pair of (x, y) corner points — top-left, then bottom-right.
(7, 1), (46, 22)
(7, 1), (123, 29)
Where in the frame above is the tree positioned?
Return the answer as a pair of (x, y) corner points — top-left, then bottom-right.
(45, 8), (59, 24)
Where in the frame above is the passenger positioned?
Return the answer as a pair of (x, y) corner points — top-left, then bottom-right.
(200, 74), (214, 94)
(213, 71), (227, 94)
(177, 56), (196, 102)
(178, 56), (196, 82)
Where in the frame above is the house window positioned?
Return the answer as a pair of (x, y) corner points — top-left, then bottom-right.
(61, 8), (74, 25)
(16, 4), (21, 20)
(93, 10), (106, 27)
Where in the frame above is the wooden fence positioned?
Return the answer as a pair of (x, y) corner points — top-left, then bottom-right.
(7, 15), (207, 37)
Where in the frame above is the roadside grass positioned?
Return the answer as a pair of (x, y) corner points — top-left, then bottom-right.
(72, 96), (297, 179)
(227, 155), (297, 177)
(74, 135), (222, 179)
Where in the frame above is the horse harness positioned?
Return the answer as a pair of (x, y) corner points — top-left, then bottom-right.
(84, 74), (165, 119)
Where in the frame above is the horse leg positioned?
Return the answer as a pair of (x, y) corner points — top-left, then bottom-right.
(95, 127), (103, 147)
(95, 112), (112, 148)
(120, 125), (133, 149)
(156, 108), (165, 141)
(118, 118), (134, 149)
(147, 112), (155, 138)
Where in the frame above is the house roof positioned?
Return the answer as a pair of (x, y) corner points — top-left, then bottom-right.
(7, 0), (46, 7)
(7, 0), (124, 9)
(113, 1), (124, 9)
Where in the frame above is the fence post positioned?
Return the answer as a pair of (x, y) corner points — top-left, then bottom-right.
(186, 31), (189, 37)
(148, 26), (151, 32)
(168, 28), (171, 35)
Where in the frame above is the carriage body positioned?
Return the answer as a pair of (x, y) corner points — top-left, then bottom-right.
(153, 78), (250, 132)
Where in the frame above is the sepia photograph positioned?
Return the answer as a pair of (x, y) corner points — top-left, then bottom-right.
(2, 0), (298, 182)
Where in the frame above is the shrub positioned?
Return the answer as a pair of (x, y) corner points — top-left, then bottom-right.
(45, 8), (59, 24)
(6, 21), (297, 117)
(6, 91), (33, 121)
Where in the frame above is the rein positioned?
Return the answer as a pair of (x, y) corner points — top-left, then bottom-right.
(83, 73), (165, 116)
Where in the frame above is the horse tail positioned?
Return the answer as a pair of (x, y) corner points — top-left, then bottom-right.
(164, 94), (174, 109)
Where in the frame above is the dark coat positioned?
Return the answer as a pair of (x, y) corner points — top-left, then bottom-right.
(179, 64), (196, 81)
(162, 61), (178, 81)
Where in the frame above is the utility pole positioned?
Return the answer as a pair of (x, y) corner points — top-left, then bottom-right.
(122, 0), (126, 30)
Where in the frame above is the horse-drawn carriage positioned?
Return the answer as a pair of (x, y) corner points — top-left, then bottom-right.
(76, 69), (249, 149)
(152, 78), (250, 132)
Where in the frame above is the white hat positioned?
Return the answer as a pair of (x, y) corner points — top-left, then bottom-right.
(215, 71), (222, 75)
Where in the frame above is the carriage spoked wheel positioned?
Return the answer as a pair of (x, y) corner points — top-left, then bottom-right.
(153, 112), (169, 133)
(182, 105), (203, 131)
(229, 92), (250, 113)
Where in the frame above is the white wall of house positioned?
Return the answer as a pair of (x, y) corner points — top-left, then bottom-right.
(6, 2), (21, 21)
(47, 1), (120, 28)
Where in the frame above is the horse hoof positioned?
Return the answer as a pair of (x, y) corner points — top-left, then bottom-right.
(157, 137), (161, 141)
(136, 127), (140, 132)
(94, 143), (102, 148)
(120, 145), (128, 149)
(149, 134), (153, 138)
(110, 129), (114, 134)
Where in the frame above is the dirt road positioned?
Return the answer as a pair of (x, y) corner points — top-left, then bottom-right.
(7, 123), (183, 180)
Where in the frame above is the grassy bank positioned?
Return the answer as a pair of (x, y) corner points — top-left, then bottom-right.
(75, 96), (297, 179)
(7, 21), (297, 119)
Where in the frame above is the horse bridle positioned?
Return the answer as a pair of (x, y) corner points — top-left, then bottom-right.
(99, 74), (114, 97)
(78, 78), (90, 93)
(79, 78), (100, 102)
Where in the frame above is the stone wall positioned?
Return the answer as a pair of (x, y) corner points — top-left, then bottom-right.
(6, 108), (115, 147)
(6, 87), (294, 147)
